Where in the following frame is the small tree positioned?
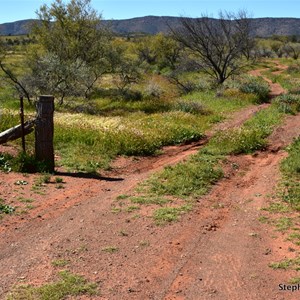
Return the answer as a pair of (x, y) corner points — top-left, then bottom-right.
(135, 36), (158, 65)
(30, 0), (111, 102)
(152, 33), (183, 70)
(170, 11), (255, 84)
(270, 41), (285, 58)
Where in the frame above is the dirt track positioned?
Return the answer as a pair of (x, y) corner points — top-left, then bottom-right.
(1, 64), (300, 299)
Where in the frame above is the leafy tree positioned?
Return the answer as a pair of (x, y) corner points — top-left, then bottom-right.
(170, 11), (255, 84)
(109, 41), (142, 95)
(135, 36), (158, 65)
(270, 41), (285, 58)
(30, 0), (111, 102)
(134, 34), (182, 71)
(152, 33), (183, 70)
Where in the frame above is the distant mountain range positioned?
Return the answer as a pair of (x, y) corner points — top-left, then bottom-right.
(1, 16), (300, 37)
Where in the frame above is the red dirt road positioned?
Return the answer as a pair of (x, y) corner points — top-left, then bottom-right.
(1, 65), (300, 300)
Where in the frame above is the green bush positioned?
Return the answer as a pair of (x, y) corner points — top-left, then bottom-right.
(174, 100), (211, 115)
(287, 64), (300, 74)
(13, 152), (52, 173)
(239, 77), (270, 103)
(274, 94), (300, 114)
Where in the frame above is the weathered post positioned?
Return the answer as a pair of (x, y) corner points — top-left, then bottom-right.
(35, 95), (55, 172)
(19, 96), (26, 153)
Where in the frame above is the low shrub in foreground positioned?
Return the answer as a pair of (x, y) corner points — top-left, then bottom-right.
(239, 76), (270, 103)
(274, 94), (300, 114)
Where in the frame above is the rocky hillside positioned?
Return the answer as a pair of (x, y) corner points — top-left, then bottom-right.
(1, 16), (300, 37)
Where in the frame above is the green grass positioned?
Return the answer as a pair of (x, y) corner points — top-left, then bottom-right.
(183, 89), (255, 115)
(125, 205), (140, 212)
(153, 204), (192, 225)
(0, 200), (15, 215)
(130, 195), (169, 205)
(202, 105), (283, 155)
(146, 153), (223, 198)
(6, 270), (97, 300)
(275, 217), (293, 231)
(101, 246), (119, 253)
(53, 111), (206, 171)
(269, 257), (300, 271)
(51, 259), (70, 267)
(261, 202), (291, 213)
(281, 138), (300, 175)
(287, 233), (300, 246)
(289, 277), (300, 284)
(279, 138), (300, 210)
(266, 136), (300, 278)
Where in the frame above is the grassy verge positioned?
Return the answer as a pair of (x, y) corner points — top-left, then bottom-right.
(54, 111), (207, 171)
(263, 137), (300, 282)
(279, 138), (300, 210)
(202, 104), (283, 155)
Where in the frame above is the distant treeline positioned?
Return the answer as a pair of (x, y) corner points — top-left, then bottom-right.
(1, 35), (37, 46)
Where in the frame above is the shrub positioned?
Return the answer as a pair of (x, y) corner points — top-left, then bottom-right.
(0, 154), (12, 173)
(144, 81), (163, 99)
(274, 94), (300, 114)
(14, 152), (51, 173)
(287, 64), (300, 74)
(239, 77), (270, 103)
(174, 100), (211, 115)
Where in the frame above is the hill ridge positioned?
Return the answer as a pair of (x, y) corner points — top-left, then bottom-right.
(1, 16), (300, 36)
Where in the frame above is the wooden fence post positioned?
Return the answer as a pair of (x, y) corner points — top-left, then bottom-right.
(35, 95), (55, 172)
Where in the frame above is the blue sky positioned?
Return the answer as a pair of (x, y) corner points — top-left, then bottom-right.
(0, 0), (300, 23)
